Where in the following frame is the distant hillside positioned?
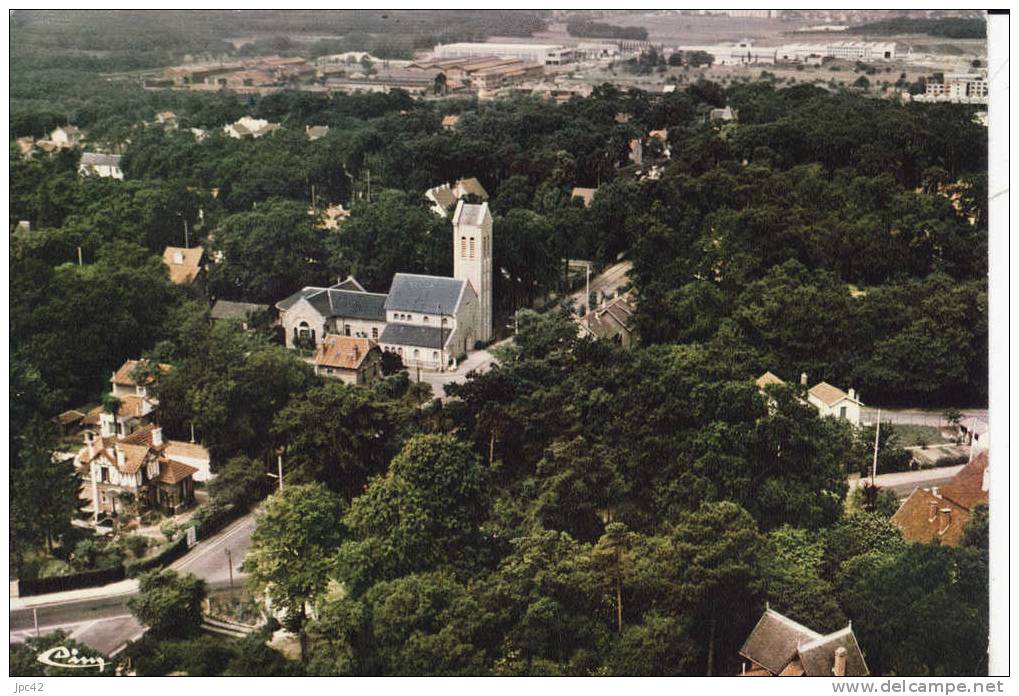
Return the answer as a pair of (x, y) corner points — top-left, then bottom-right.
(849, 17), (985, 39)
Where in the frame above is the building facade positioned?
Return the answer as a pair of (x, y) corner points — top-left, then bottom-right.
(277, 202), (493, 369)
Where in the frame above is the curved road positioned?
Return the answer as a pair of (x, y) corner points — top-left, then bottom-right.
(10, 513), (256, 655)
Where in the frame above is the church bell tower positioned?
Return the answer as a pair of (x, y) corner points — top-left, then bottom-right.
(452, 200), (492, 343)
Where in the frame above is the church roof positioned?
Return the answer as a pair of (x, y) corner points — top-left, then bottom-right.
(276, 286), (387, 321)
(385, 273), (468, 315)
(379, 323), (450, 350)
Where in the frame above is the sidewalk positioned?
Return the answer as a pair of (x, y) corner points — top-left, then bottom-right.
(10, 578), (140, 611)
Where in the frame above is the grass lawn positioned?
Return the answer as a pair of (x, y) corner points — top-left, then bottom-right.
(891, 424), (950, 448)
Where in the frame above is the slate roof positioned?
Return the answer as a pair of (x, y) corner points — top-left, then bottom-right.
(210, 300), (270, 321)
(379, 323), (449, 350)
(385, 273), (466, 315)
(740, 608), (869, 677)
(797, 627), (870, 677)
(740, 609), (822, 675)
(276, 286), (387, 321)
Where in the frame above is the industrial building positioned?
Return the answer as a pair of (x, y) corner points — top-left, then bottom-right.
(433, 42), (574, 65)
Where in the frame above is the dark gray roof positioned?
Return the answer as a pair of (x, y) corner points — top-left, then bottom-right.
(276, 287), (320, 312)
(332, 276), (366, 292)
(276, 286), (387, 322)
(798, 627), (869, 677)
(211, 300), (270, 321)
(740, 609), (822, 675)
(385, 274), (466, 315)
(379, 323), (449, 350)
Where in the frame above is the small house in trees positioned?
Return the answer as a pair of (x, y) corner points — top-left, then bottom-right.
(223, 116), (280, 139)
(739, 607), (869, 676)
(78, 153), (124, 179)
(162, 246), (206, 286)
(441, 114), (461, 130)
(579, 292), (636, 347)
(424, 177), (489, 217)
(305, 125), (330, 140)
(570, 186), (597, 207)
(755, 372), (863, 425)
(806, 380), (862, 425)
(891, 451), (988, 547)
(210, 299), (273, 330)
(312, 336), (384, 386)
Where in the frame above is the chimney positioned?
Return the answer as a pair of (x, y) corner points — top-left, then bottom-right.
(800, 372), (808, 386)
(832, 647), (847, 677)
(848, 388), (856, 400)
(115, 447), (125, 470)
(931, 486), (940, 498)
(982, 465), (989, 492)
(152, 426), (163, 447)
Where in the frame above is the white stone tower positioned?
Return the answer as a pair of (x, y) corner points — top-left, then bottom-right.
(452, 200), (493, 343)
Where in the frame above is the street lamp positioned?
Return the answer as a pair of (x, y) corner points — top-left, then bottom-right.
(224, 547), (234, 590)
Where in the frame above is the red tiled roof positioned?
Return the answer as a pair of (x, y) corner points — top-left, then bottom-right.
(112, 359), (172, 386)
(158, 458), (198, 485)
(314, 336), (377, 370)
(940, 451), (989, 511)
(890, 487), (970, 547)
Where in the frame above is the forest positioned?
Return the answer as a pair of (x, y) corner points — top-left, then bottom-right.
(9, 16), (989, 676)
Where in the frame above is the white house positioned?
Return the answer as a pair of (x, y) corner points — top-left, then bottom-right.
(755, 371), (863, 426)
(276, 202), (494, 370)
(223, 116), (280, 139)
(78, 153), (124, 179)
(806, 381), (863, 426)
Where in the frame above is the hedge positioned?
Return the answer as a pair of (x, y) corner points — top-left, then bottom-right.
(124, 535), (189, 577)
(18, 564), (125, 597)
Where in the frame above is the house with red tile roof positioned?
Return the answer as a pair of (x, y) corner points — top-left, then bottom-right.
(75, 424), (206, 520)
(313, 336), (383, 386)
(891, 451), (988, 547)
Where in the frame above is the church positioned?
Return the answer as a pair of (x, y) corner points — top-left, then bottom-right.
(276, 200), (493, 371)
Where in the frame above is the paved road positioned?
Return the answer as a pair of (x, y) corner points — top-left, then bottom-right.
(861, 407), (988, 427)
(10, 513), (256, 656)
(568, 260), (633, 313)
(849, 464), (966, 498)
(416, 344), (503, 399)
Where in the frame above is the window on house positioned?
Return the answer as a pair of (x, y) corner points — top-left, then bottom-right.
(432, 351), (439, 361)
(461, 236), (467, 257)
(423, 316), (429, 324)
(372, 327), (378, 339)
(413, 349), (420, 359)
(839, 405), (847, 419)
(470, 237), (475, 258)
(101, 467), (109, 483)
(344, 324), (351, 336)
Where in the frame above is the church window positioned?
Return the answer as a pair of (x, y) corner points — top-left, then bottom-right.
(432, 351), (439, 361)
(470, 237), (475, 258)
(413, 349), (420, 359)
(461, 237), (467, 257)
